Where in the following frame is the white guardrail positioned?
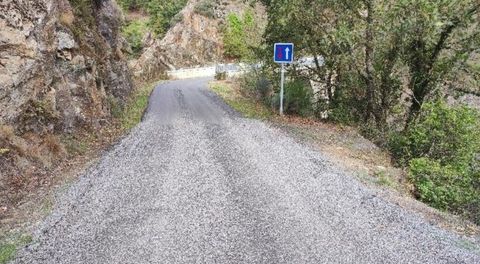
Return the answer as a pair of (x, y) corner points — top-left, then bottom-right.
(166, 57), (324, 80)
(166, 63), (253, 79)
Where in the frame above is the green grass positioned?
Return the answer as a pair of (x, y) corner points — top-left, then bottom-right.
(120, 81), (159, 130)
(121, 20), (149, 58)
(61, 135), (88, 156)
(0, 244), (15, 264)
(0, 235), (32, 264)
(374, 169), (396, 187)
(210, 82), (272, 119)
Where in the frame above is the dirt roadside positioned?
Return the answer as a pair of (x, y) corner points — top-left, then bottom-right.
(211, 79), (480, 240)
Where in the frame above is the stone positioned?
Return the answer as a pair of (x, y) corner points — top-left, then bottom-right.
(0, 0), (134, 133)
(134, 0), (266, 81)
(56, 31), (75, 50)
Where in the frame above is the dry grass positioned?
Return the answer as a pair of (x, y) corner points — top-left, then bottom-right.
(42, 135), (66, 156)
(0, 125), (68, 210)
(210, 80), (273, 119)
(58, 12), (75, 27)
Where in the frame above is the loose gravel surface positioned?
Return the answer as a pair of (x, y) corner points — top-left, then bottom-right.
(14, 78), (480, 263)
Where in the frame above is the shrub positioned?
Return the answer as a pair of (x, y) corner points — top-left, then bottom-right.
(239, 71), (258, 97)
(239, 71), (272, 103)
(389, 100), (480, 223)
(409, 158), (477, 211)
(223, 10), (259, 61)
(255, 76), (272, 103)
(194, 0), (216, 19)
(389, 101), (480, 166)
(282, 80), (313, 116)
(215, 72), (227, 81)
(328, 103), (357, 125)
(146, 0), (188, 36)
(121, 20), (148, 57)
(223, 13), (247, 59)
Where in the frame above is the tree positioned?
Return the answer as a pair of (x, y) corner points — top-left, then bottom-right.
(223, 10), (262, 61)
(261, 0), (479, 131)
(391, 0), (480, 126)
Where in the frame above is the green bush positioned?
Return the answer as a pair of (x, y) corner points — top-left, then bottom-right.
(239, 71), (257, 97)
(194, 0), (216, 19)
(389, 101), (480, 165)
(122, 20), (148, 57)
(117, 1), (188, 37)
(409, 158), (479, 215)
(255, 77), (272, 103)
(279, 80), (313, 116)
(223, 11), (258, 61)
(328, 103), (357, 125)
(239, 71), (272, 104)
(389, 100), (480, 223)
(147, 1), (185, 36)
(117, 0), (150, 11)
(214, 72), (226, 81)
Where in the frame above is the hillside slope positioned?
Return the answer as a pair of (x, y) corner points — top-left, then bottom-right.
(0, 0), (134, 219)
(132, 0), (265, 80)
(0, 0), (133, 131)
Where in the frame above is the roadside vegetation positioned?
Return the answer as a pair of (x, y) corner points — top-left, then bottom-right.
(0, 235), (31, 264)
(118, 0), (188, 57)
(223, 10), (260, 61)
(122, 19), (149, 58)
(221, 0), (480, 225)
(222, 8), (265, 61)
(113, 81), (158, 130)
(210, 81), (272, 119)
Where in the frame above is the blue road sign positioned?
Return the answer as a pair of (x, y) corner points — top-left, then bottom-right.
(274, 43), (294, 63)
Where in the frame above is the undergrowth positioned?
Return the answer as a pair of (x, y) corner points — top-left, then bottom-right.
(0, 234), (32, 264)
(118, 81), (159, 130)
(210, 81), (272, 119)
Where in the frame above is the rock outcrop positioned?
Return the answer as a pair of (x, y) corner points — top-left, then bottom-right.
(0, 0), (134, 213)
(132, 0), (265, 80)
(0, 0), (134, 133)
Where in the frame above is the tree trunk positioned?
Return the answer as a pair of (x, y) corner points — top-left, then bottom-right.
(364, 0), (375, 123)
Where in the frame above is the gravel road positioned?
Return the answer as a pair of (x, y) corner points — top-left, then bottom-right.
(14, 78), (480, 263)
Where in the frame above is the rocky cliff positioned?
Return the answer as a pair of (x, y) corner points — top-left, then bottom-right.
(132, 0), (265, 80)
(0, 0), (133, 133)
(0, 0), (134, 210)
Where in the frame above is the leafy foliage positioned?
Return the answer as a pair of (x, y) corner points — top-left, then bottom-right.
(260, 0), (480, 222)
(122, 20), (148, 57)
(389, 101), (480, 223)
(118, 0), (187, 37)
(262, 0), (479, 129)
(223, 10), (262, 61)
(390, 101), (480, 166)
(238, 69), (275, 105)
(117, 0), (150, 11)
(282, 80), (313, 116)
(146, 0), (187, 36)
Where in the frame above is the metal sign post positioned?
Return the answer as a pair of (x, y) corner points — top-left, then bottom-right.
(274, 43), (294, 115)
(280, 63), (285, 115)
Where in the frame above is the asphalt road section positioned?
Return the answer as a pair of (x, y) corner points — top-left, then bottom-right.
(14, 78), (480, 263)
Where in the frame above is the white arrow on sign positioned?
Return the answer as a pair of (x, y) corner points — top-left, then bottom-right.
(285, 47), (290, 60)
